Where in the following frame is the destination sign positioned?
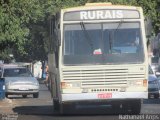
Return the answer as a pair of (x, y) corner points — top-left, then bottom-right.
(63, 9), (140, 21)
(80, 10), (123, 19)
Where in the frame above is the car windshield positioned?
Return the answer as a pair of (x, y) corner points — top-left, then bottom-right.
(149, 80), (157, 84)
(151, 57), (159, 63)
(63, 22), (144, 65)
(3, 68), (33, 77)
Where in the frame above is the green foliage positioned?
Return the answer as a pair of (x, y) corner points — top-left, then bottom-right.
(86, 0), (159, 35)
(0, 48), (12, 63)
(52, 0), (87, 12)
(0, 0), (55, 61)
(0, 0), (160, 62)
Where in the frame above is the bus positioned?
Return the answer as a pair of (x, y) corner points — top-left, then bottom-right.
(48, 3), (148, 114)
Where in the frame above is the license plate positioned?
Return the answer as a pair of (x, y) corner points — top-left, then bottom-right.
(98, 93), (112, 99)
(19, 88), (29, 91)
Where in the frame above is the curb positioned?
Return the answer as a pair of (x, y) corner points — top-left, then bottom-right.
(0, 98), (14, 113)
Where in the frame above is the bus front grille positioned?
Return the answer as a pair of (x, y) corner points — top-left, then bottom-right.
(62, 68), (145, 87)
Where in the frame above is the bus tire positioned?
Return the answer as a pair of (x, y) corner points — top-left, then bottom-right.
(131, 100), (141, 114)
(53, 100), (60, 111)
(59, 104), (64, 114)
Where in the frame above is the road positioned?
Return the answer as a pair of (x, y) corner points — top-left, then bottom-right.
(2, 84), (160, 120)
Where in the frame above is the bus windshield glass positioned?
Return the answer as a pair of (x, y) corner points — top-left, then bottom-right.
(63, 22), (144, 65)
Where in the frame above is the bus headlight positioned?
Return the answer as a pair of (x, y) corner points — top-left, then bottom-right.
(61, 82), (81, 89)
(128, 80), (143, 86)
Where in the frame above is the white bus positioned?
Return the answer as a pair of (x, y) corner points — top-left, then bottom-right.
(48, 3), (148, 114)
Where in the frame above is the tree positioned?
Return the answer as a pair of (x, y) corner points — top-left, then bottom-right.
(0, 0), (55, 62)
(1, 0), (160, 62)
(11, 0), (86, 62)
(86, 0), (160, 35)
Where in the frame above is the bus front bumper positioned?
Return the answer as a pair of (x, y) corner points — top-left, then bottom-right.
(61, 92), (148, 101)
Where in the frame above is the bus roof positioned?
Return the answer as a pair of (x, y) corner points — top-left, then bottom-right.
(62, 3), (141, 12)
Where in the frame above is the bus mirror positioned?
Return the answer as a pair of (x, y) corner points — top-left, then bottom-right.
(58, 23), (60, 29)
(58, 30), (61, 46)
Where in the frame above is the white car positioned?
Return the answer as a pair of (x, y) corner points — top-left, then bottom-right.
(0, 64), (39, 98)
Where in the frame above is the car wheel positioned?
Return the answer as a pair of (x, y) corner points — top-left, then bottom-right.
(5, 94), (8, 98)
(33, 93), (39, 98)
(154, 94), (159, 99)
(22, 95), (27, 98)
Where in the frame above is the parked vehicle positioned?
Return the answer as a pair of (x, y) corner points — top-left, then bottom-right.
(0, 64), (39, 98)
(156, 76), (160, 95)
(151, 56), (160, 73)
(148, 65), (159, 99)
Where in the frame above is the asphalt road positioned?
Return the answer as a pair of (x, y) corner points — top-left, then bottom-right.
(3, 84), (160, 120)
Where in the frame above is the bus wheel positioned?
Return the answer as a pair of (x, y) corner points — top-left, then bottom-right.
(131, 100), (141, 114)
(53, 100), (60, 111)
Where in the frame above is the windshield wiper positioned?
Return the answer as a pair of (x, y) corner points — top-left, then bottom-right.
(109, 31), (112, 53)
(80, 22), (94, 52)
(109, 19), (124, 54)
(115, 19), (124, 33)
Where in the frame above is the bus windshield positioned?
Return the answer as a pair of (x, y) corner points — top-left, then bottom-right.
(63, 22), (144, 65)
